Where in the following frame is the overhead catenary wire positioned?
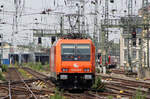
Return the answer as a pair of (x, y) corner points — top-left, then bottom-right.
(0, 0), (143, 46)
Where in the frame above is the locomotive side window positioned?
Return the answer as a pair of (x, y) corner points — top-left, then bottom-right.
(61, 44), (90, 61)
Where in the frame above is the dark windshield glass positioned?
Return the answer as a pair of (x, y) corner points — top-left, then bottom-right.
(61, 44), (90, 61)
(76, 44), (90, 55)
(61, 44), (75, 55)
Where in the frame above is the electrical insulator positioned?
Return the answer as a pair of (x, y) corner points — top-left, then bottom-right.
(42, 11), (46, 14)
(91, 1), (95, 4)
(1, 5), (4, 8)
(46, 9), (51, 12)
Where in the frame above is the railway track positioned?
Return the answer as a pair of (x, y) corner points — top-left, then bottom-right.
(2, 67), (150, 99)
(21, 67), (115, 99)
(22, 67), (55, 87)
(99, 74), (150, 88)
(7, 67), (38, 99)
(98, 74), (150, 98)
(21, 67), (145, 98)
(21, 67), (93, 99)
(0, 67), (56, 99)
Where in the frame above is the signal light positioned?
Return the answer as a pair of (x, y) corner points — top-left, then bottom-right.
(132, 27), (136, 38)
(38, 37), (42, 44)
(139, 38), (141, 45)
(108, 56), (111, 64)
(132, 39), (136, 46)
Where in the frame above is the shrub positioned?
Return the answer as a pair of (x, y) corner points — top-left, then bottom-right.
(50, 89), (65, 99)
(0, 71), (5, 81)
(1, 64), (8, 72)
(96, 68), (100, 73)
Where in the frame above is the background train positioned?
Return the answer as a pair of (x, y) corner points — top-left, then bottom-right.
(50, 37), (95, 89)
(97, 53), (117, 69)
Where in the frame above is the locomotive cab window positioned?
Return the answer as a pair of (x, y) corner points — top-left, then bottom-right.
(76, 44), (90, 55)
(61, 44), (75, 55)
(76, 44), (90, 61)
(61, 44), (90, 61)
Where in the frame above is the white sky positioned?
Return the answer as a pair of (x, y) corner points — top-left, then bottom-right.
(0, 0), (143, 45)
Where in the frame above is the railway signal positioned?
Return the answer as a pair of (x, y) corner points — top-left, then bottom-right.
(132, 27), (136, 46)
(132, 39), (136, 46)
(38, 37), (42, 44)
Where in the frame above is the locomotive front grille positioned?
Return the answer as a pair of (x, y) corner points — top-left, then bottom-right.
(59, 73), (94, 80)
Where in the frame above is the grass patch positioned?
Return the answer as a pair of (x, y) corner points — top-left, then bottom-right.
(23, 62), (43, 71)
(107, 96), (114, 99)
(23, 62), (49, 72)
(132, 90), (146, 99)
(92, 76), (105, 92)
(18, 68), (33, 79)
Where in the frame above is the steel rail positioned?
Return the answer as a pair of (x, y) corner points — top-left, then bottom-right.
(98, 74), (150, 88)
(0, 78), (49, 86)
(14, 68), (38, 99)
(8, 81), (11, 99)
(22, 67), (54, 87)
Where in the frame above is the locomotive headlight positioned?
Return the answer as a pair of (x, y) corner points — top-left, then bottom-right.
(62, 68), (68, 72)
(60, 75), (68, 80)
(84, 75), (92, 79)
(84, 68), (90, 72)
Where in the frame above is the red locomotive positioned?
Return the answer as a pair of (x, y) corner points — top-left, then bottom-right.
(50, 37), (95, 89)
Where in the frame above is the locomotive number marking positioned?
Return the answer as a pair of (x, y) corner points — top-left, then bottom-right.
(71, 69), (82, 71)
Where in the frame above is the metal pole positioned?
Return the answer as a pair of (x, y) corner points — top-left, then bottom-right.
(147, 27), (149, 67)
(1, 34), (3, 64)
(127, 0), (133, 71)
(78, 5), (80, 33)
(104, 0), (109, 66)
(60, 15), (64, 34)
(142, 0), (149, 67)
(140, 35), (143, 68)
